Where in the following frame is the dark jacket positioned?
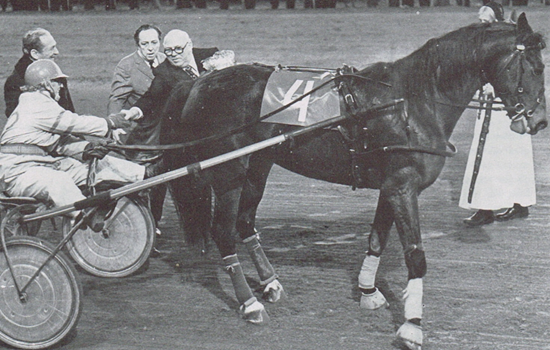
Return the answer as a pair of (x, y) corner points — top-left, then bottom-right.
(4, 55), (75, 118)
(126, 47), (218, 150)
(133, 47), (218, 119)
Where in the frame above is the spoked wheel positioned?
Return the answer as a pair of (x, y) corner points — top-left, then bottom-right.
(1, 205), (43, 238)
(62, 196), (155, 278)
(0, 236), (82, 350)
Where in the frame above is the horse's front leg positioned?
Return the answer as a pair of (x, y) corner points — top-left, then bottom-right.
(211, 162), (269, 325)
(358, 194), (393, 310)
(385, 174), (425, 350)
(237, 153), (283, 303)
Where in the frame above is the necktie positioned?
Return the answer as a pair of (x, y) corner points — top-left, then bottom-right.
(148, 60), (155, 69)
(183, 66), (199, 80)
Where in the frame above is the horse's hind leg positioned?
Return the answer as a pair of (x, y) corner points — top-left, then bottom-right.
(359, 194), (393, 310)
(237, 154), (283, 303)
(211, 161), (269, 324)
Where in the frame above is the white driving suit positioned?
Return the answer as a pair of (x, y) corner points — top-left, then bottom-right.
(0, 90), (145, 208)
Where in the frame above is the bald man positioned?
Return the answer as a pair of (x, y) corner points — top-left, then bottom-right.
(123, 30), (217, 124)
(120, 30), (218, 245)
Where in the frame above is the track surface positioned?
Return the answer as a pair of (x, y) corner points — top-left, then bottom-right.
(0, 6), (549, 349)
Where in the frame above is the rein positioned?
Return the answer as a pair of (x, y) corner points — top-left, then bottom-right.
(107, 73), (340, 153)
(107, 67), (464, 160)
(107, 68), (389, 154)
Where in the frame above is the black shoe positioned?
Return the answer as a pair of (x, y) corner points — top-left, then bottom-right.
(495, 204), (529, 222)
(463, 210), (494, 227)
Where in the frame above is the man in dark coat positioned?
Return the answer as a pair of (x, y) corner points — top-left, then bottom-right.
(120, 30), (218, 253)
(4, 28), (74, 118)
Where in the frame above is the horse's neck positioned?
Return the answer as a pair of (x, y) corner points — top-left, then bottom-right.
(392, 47), (485, 139)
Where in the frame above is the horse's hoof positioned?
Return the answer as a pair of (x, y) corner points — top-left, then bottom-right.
(360, 288), (389, 310)
(240, 300), (270, 325)
(263, 279), (284, 303)
(396, 321), (423, 350)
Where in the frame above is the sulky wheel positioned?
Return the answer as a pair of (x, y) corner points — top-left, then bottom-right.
(62, 196), (155, 278)
(0, 236), (82, 350)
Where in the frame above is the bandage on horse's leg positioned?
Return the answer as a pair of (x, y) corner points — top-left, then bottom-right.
(223, 254), (269, 325)
(359, 195), (393, 309)
(243, 234), (283, 303)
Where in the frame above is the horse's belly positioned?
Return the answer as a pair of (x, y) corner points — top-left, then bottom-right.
(274, 130), (380, 188)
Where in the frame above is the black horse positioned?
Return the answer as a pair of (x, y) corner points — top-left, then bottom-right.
(160, 14), (546, 349)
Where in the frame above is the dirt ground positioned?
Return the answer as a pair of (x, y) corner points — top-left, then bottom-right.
(1, 6), (550, 350)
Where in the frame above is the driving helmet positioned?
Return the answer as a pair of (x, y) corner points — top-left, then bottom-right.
(24, 59), (68, 87)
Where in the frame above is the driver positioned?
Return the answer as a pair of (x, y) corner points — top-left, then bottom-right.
(0, 59), (159, 221)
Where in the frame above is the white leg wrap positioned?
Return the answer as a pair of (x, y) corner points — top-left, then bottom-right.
(358, 254), (380, 290)
(403, 278), (423, 320)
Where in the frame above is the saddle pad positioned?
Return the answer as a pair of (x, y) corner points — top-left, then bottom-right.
(261, 69), (341, 126)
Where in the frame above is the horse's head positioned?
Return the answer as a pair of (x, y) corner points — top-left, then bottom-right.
(484, 13), (547, 135)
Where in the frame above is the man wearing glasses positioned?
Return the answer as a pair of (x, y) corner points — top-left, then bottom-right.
(122, 29), (218, 123)
(119, 30), (219, 255)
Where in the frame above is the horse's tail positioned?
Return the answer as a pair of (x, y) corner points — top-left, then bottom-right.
(169, 180), (213, 252)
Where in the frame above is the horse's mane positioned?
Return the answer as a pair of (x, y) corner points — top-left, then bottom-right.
(358, 23), (530, 100)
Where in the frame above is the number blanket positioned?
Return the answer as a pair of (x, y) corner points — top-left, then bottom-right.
(260, 69), (341, 126)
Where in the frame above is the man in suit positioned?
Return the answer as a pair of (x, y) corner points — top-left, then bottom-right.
(4, 28), (74, 118)
(121, 29), (218, 254)
(108, 25), (166, 116)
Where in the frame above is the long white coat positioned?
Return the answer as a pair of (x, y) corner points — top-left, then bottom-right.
(459, 101), (536, 210)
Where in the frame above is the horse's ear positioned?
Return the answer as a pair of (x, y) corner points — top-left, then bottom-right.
(507, 9), (518, 25)
(516, 13), (533, 35)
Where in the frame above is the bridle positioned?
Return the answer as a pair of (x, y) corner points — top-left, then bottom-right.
(487, 42), (545, 124)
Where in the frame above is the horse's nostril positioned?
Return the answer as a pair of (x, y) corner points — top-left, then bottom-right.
(535, 120), (548, 133)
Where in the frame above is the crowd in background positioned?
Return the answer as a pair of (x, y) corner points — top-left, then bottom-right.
(1, 0), (547, 12)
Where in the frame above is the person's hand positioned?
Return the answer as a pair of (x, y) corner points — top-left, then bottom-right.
(118, 106), (143, 121)
(106, 114), (133, 130)
(82, 142), (110, 161)
(111, 128), (127, 144)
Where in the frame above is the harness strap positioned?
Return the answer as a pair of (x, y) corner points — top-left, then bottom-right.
(0, 144), (48, 156)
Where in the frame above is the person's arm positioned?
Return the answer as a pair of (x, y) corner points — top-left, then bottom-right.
(35, 97), (131, 138)
(108, 62), (133, 115)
